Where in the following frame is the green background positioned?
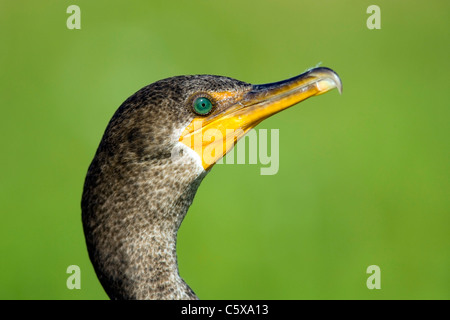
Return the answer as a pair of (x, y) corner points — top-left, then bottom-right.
(1, 0), (448, 300)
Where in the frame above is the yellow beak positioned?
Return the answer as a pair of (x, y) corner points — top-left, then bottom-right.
(180, 67), (342, 170)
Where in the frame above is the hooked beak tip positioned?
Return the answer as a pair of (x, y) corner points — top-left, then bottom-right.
(309, 67), (343, 95)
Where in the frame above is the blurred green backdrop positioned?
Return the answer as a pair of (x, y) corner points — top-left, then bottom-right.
(0, 0), (448, 300)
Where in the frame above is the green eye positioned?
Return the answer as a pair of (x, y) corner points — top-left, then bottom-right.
(193, 97), (213, 115)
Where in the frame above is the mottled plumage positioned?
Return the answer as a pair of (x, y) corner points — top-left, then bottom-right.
(82, 75), (251, 299)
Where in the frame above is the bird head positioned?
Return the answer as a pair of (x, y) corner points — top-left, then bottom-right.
(100, 67), (342, 175)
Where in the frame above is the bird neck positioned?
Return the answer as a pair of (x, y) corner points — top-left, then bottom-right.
(116, 189), (200, 300)
(82, 147), (207, 300)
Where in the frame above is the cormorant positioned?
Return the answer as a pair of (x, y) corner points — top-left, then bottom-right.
(82, 67), (342, 299)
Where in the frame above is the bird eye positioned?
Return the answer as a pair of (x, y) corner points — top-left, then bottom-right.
(193, 97), (213, 115)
